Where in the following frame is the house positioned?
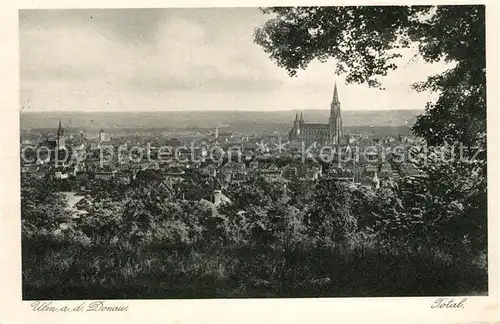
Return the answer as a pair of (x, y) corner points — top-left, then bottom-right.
(242, 142), (259, 153)
(156, 178), (177, 198)
(54, 171), (69, 179)
(209, 189), (231, 207)
(230, 171), (247, 185)
(165, 166), (186, 183)
(222, 161), (246, 173)
(365, 165), (378, 174)
(117, 173), (133, 185)
(201, 164), (217, 178)
(258, 167), (282, 181)
(297, 164), (322, 180)
(25, 166), (49, 179)
(94, 170), (117, 180)
(327, 167), (354, 183)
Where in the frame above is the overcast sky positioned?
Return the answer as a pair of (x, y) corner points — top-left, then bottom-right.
(20, 8), (451, 112)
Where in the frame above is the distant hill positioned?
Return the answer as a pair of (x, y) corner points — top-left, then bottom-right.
(20, 110), (422, 135)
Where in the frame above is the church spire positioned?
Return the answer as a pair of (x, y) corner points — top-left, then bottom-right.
(333, 81), (339, 103)
(300, 112), (304, 123)
(57, 120), (63, 137)
(295, 113), (299, 122)
(329, 80), (342, 145)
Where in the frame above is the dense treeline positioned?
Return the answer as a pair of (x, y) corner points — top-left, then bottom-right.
(22, 147), (487, 298)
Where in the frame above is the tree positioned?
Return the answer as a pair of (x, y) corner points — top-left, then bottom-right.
(226, 176), (290, 211)
(154, 199), (208, 246)
(21, 175), (71, 234)
(79, 199), (125, 245)
(255, 5), (485, 146)
(255, 5), (487, 258)
(370, 145), (487, 255)
(304, 180), (357, 244)
(409, 6), (485, 147)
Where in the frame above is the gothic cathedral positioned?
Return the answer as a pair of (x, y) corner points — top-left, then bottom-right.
(289, 81), (343, 145)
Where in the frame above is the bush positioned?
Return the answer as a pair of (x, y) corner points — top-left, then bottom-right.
(21, 166), (487, 298)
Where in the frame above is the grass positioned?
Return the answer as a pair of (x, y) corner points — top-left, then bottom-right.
(22, 238), (488, 299)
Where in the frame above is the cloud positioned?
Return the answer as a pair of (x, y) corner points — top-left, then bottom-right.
(20, 8), (451, 112)
(20, 9), (167, 44)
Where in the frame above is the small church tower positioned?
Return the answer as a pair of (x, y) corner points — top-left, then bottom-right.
(56, 120), (66, 149)
(99, 127), (106, 142)
(329, 82), (343, 144)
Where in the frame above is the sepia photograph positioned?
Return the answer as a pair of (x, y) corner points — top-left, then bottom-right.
(19, 6), (488, 300)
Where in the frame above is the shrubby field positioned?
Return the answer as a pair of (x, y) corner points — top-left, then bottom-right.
(21, 146), (487, 299)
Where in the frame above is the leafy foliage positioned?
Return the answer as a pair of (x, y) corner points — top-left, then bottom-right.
(21, 176), (71, 234)
(254, 4), (487, 262)
(371, 146), (487, 255)
(22, 170), (487, 298)
(410, 6), (485, 146)
(304, 180), (356, 244)
(254, 6), (419, 86)
(255, 5), (486, 146)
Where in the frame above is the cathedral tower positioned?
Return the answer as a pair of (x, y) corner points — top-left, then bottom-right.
(329, 82), (343, 144)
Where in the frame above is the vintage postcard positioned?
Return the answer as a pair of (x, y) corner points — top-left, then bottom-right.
(0, 1), (498, 323)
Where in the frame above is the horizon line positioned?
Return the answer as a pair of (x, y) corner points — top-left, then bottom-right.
(21, 109), (425, 113)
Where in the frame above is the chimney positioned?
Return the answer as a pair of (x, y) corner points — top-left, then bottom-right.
(213, 189), (222, 206)
(372, 171), (380, 190)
